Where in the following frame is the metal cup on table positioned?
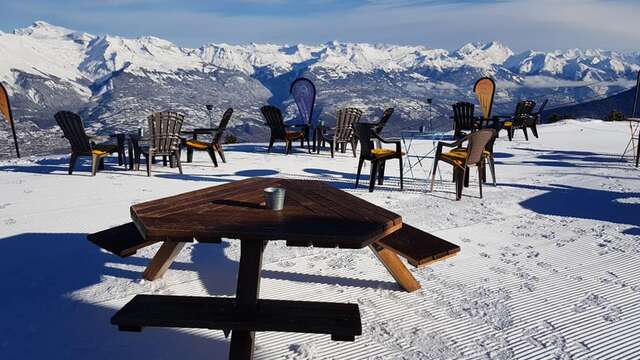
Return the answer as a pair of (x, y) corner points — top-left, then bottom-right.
(263, 187), (286, 211)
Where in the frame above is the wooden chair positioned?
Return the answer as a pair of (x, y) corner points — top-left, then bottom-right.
(185, 108), (233, 166)
(452, 102), (481, 139)
(430, 129), (496, 200)
(261, 105), (308, 154)
(354, 123), (404, 192)
(138, 112), (184, 176)
(54, 111), (122, 176)
(317, 107), (362, 158)
(502, 100), (536, 141)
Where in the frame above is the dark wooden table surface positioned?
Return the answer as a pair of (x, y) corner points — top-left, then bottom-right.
(119, 177), (404, 359)
(131, 177), (402, 248)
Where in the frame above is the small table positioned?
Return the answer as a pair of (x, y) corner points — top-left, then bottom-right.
(400, 130), (454, 179)
(621, 118), (640, 167)
(111, 133), (143, 170)
(181, 128), (217, 138)
(112, 178), (419, 359)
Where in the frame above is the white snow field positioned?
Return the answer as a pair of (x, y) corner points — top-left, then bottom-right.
(0, 119), (638, 359)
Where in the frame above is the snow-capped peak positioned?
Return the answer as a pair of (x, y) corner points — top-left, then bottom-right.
(15, 21), (74, 38)
(454, 41), (514, 67)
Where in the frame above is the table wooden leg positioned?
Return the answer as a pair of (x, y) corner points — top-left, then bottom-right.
(142, 242), (186, 281)
(127, 141), (134, 170)
(229, 240), (268, 360)
(369, 242), (421, 292)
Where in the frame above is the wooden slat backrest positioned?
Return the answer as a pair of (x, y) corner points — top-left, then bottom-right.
(147, 111), (184, 154)
(54, 111), (93, 154)
(374, 107), (394, 134)
(465, 129), (495, 165)
(354, 123), (376, 160)
(261, 105), (287, 139)
(213, 108), (233, 144)
(335, 107), (362, 142)
(452, 102), (475, 132)
(512, 100), (536, 125)
(473, 77), (495, 120)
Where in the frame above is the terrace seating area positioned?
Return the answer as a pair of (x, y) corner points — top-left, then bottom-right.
(1, 72), (638, 360)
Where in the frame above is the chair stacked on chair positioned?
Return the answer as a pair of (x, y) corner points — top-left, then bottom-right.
(317, 107), (362, 158)
(137, 112), (185, 176)
(430, 129), (496, 200)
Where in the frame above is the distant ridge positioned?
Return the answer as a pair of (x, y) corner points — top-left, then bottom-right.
(543, 86), (638, 121)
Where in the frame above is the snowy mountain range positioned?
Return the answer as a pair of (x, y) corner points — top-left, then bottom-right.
(1, 21), (639, 157)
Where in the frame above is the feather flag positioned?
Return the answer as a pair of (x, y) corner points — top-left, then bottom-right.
(0, 82), (20, 157)
(290, 78), (316, 127)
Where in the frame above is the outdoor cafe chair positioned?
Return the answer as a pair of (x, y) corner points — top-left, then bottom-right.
(452, 102), (481, 139)
(502, 100), (537, 141)
(317, 107), (362, 158)
(55, 111), (122, 176)
(261, 105), (308, 154)
(137, 111), (184, 176)
(184, 108), (233, 166)
(354, 122), (404, 192)
(430, 129), (496, 200)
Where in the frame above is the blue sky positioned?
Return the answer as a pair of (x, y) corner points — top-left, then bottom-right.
(2, 0), (639, 51)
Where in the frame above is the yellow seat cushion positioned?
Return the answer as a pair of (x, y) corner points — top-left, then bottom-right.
(186, 139), (210, 150)
(503, 121), (513, 127)
(371, 148), (404, 158)
(92, 144), (118, 156)
(440, 148), (491, 167)
(286, 131), (304, 140)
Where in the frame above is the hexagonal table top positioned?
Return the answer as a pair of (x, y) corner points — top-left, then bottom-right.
(131, 177), (402, 248)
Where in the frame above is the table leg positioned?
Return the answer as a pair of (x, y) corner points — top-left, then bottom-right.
(369, 242), (420, 292)
(229, 240), (268, 360)
(142, 242), (186, 281)
(127, 140), (134, 170)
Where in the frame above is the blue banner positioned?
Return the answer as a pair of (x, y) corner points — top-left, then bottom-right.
(290, 78), (316, 126)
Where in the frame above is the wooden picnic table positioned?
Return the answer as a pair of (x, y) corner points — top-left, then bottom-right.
(92, 177), (460, 359)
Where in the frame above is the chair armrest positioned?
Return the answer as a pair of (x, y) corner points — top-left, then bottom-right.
(373, 133), (402, 154)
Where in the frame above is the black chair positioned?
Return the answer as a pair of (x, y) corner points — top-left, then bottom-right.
(503, 100), (536, 141)
(185, 108), (233, 166)
(55, 111), (122, 176)
(373, 107), (394, 135)
(354, 123), (403, 192)
(261, 105), (308, 154)
(452, 102), (480, 139)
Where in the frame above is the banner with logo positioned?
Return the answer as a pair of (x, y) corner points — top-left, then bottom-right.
(290, 77), (316, 127)
(0, 82), (20, 157)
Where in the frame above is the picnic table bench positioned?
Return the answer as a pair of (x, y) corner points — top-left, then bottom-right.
(88, 178), (460, 359)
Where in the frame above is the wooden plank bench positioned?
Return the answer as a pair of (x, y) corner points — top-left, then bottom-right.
(369, 224), (461, 293)
(87, 222), (157, 257)
(111, 295), (362, 342)
(378, 224), (460, 268)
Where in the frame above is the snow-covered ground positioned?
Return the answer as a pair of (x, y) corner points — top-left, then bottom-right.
(0, 119), (638, 359)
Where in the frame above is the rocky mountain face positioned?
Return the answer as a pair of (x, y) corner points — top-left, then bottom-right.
(1, 21), (639, 157)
